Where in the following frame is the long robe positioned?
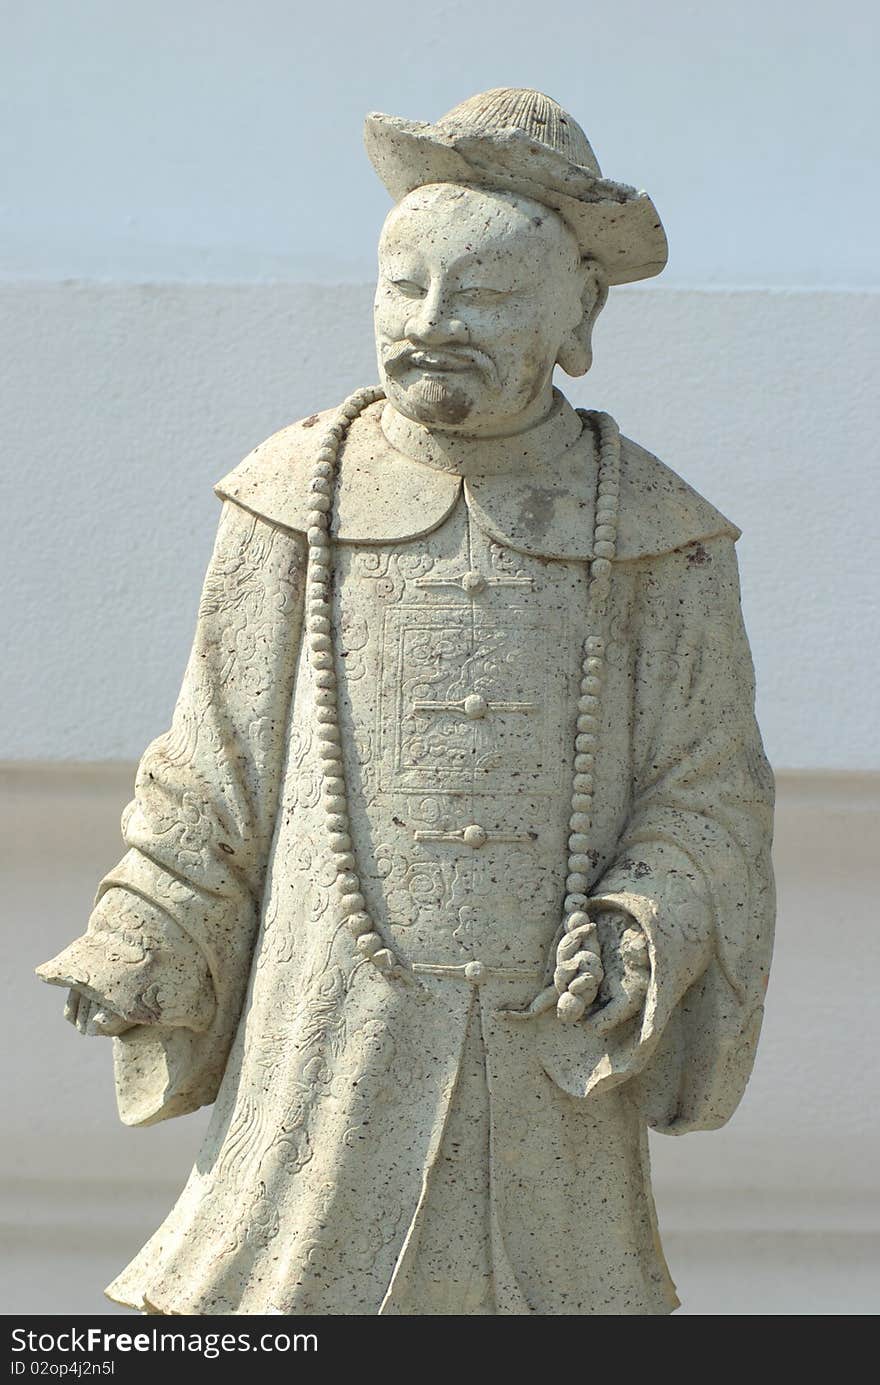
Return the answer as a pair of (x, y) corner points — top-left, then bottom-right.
(38, 392), (775, 1315)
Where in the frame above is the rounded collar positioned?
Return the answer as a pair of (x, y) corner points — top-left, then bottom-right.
(216, 395), (740, 562)
(379, 389), (585, 478)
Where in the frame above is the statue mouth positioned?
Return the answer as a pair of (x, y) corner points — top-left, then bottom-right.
(384, 343), (498, 387)
(406, 350), (473, 373)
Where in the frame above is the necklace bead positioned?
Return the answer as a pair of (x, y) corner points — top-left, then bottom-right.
(340, 892), (367, 916)
(356, 931), (382, 956)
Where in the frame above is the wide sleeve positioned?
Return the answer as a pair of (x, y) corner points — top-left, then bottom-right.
(558, 534), (775, 1131)
(37, 501), (307, 1126)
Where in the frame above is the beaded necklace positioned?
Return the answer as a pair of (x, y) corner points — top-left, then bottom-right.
(303, 387), (621, 1007)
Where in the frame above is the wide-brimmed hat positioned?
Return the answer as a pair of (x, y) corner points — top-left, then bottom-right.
(364, 87), (667, 286)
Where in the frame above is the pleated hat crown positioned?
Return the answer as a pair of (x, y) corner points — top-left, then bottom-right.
(437, 88), (602, 176)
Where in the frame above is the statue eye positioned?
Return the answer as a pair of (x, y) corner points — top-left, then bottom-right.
(391, 279), (428, 299)
(455, 286), (507, 306)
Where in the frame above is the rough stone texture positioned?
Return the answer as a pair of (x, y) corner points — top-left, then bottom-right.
(36, 90), (774, 1315)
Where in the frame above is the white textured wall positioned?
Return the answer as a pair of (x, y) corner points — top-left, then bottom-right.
(3, 0), (877, 286)
(3, 282), (877, 768)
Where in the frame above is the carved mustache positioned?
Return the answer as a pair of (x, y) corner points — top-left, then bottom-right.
(382, 342), (500, 387)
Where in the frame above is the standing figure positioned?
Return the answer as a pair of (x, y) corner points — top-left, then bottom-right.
(37, 89), (775, 1315)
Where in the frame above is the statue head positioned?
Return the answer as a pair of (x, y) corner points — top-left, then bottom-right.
(365, 87), (666, 435)
(374, 183), (608, 434)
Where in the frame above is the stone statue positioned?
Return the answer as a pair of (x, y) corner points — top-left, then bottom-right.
(37, 89), (775, 1316)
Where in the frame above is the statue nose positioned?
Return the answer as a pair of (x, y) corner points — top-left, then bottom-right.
(405, 312), (468, 347)
(405, 286), (468, 347)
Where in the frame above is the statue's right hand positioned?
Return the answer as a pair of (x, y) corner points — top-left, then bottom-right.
(63, 988), (133, 1037)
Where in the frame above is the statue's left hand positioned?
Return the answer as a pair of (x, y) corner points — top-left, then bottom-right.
(588, 915), (650, 1034)
(519, 911), (650, 1028)
(63, 988), (134, 1037)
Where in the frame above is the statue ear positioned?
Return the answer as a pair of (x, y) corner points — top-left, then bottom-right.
(556, 257), (608, 377)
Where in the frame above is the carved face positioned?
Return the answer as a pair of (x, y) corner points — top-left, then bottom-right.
(374, 183), (588, 434)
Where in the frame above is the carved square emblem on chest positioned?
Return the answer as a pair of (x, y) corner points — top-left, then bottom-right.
(377, 603), (568, 797)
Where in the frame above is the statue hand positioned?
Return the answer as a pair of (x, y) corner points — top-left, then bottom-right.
(588, 916), (650, 1034)
(505, 916), (606, 1022)
(503, 911), (650, 1027)
(551, 915), (605, 1023)
(551, 911), (650, 1029)
(63, 988), (134, 1037)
